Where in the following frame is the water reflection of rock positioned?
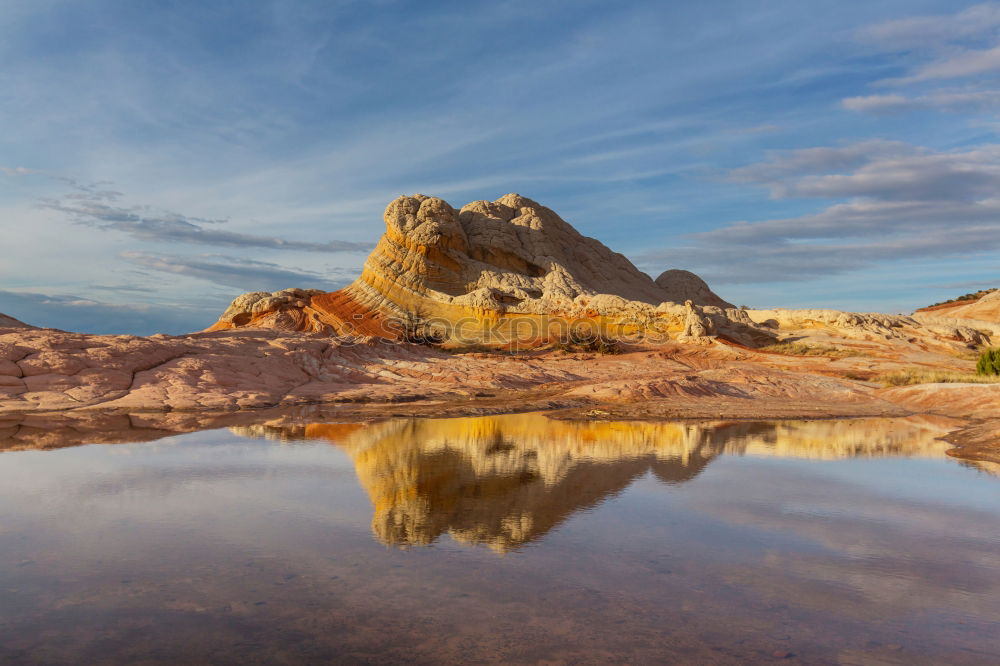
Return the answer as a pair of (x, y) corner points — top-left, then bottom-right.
(232, 413), (974, 553)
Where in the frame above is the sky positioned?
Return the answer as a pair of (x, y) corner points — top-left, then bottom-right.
(2, 0), (999, 335)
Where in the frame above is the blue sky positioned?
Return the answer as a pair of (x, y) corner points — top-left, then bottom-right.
(2, 0), (999, 334)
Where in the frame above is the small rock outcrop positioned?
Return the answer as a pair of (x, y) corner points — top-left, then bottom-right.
(210, 288), (329, 333)
(0, 313), (34, 329)
(679, 300), (714, 341)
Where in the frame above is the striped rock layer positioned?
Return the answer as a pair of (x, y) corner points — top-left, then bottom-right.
(208, 193), (767, 346)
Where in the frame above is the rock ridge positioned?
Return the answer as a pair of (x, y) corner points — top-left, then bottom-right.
(0, 313), (34, 330)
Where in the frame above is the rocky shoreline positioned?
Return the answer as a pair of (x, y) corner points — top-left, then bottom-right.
(2, 325), (997, 464)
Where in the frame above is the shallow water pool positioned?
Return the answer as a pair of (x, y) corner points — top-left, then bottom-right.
(0, 413), (998, 664)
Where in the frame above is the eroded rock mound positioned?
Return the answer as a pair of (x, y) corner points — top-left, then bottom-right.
(210, 288), (329, 333)
(209, 193), (766, 346)
(326, 192), (683, 330)
(655, 270), (733, 309)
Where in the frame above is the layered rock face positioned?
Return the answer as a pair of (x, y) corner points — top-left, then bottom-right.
(209, 193), (763, 345)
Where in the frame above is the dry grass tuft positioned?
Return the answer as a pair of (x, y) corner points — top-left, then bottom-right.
(878, 369), (1000, 387)
(760, 341), (863, 358)
(947, 347), (985, 361)
(556, 337), (624, 355)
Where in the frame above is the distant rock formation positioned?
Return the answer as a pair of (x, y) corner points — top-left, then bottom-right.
(208, 193), (767, 346)
(0, 313), (33, 329)
(915, 289), (1000, 325)
(747, 307), (997, 352)
(655, 269), (733, 309)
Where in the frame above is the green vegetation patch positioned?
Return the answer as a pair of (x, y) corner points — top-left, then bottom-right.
(977, 348), (1000, 376)
(926, 288), (997, 309)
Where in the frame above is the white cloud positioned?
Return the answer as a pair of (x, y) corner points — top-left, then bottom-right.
(854, 4), (1000, 89)
(859, 3), (1000, 49)
(120, 251), (351, 291)
(885, 44), (1000, 86)
(842, 89), (1000, 113)
(37, 179), (373, 253)
(728, 140), (917, 190)
(841, 94), (913, 113)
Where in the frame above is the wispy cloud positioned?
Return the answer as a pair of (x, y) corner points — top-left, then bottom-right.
(728, 140), (916, 188)
(0, 166), (46, 176)
(120, 251), (351, 291)
(0, 289), (218, 335)
(39, 182), (374, 253)
(855, 3), (1000, 87)
(858, 3), (1000, 49)
(88, 284), (158, 294)
(641, 141), (1000, 283)
(729, 142), (1000, 204)
(883, 46), (1000, 86)
(923, 279), (999, 291)
(843, 90), (1000, 114)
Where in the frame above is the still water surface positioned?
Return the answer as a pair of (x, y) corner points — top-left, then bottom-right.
(0, 413), (999, 664)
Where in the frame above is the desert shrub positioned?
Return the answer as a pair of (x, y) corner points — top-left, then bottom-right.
(555, 333), (623, 355)
(590, 337), (623, 355)
(927, 288), (997, 308)
(977, 348), (1000, 376)
(948, 346), (985, 361)
(393, 307), (444, 346)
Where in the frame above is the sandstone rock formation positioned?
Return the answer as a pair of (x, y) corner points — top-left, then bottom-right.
(207, 192), (993, 357)
(208, 193), (766, 346)
(211, 288), (329, 333)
